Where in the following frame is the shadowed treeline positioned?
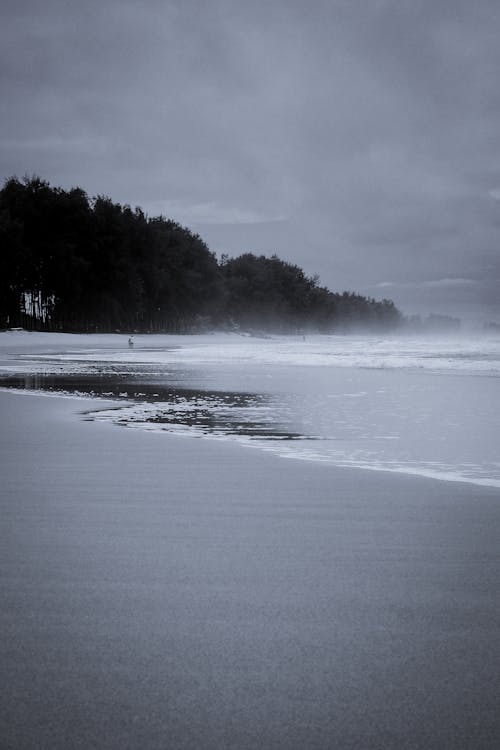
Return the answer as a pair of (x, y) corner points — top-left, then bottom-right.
(0, 176), (401, 333)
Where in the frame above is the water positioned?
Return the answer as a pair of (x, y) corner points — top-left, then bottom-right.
(1, 333), (499, 488)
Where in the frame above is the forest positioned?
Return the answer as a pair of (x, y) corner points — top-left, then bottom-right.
(0, 176), (402, 333)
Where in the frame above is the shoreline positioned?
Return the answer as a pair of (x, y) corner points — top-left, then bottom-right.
(2, 382), (500, 491)
(2, 388), (500, 748)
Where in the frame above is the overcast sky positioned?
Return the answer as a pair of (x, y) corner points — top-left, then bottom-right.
(1, 0), (499, 320)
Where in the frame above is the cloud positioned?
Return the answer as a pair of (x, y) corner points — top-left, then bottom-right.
(1, 0), (500, 319)
(152, 200), (288, 226)
(424, 278), (480, 288)
(375, 278), (480, 290)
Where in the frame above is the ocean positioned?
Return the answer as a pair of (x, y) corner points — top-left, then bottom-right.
(1, 331), (499, 488)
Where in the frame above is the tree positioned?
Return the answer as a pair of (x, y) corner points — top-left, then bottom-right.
(0, 175), (402, 333)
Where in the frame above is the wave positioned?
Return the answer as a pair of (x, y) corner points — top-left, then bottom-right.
(18, 334), (500, 376)
(3, 333), (500, 490)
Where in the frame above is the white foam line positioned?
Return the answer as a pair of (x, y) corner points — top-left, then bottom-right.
(88, 405), (500, 489)
(271, 448), (500, 489)
(0, 386), (125, 406)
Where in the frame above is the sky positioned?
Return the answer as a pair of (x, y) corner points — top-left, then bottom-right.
(1, 0), (499, 321)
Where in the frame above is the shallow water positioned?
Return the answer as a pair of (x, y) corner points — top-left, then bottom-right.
(1, 333), (499, 488)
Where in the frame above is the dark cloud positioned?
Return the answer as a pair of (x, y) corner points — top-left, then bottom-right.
(1, 0), (499, 320)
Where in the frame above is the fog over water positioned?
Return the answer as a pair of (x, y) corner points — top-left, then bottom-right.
(2, 332), (499, 488)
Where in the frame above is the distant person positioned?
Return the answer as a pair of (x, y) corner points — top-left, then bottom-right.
(128, 336), (134, 348)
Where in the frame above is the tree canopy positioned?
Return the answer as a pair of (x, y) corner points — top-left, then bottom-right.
(0, 176), (401, 333)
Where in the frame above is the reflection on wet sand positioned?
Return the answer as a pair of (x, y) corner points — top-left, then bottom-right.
(0, 374), (309, 441)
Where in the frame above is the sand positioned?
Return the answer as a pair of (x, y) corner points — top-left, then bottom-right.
(1, 386), (500, 749)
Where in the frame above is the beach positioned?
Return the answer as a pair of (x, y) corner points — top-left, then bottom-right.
(1, 334), (500, 748)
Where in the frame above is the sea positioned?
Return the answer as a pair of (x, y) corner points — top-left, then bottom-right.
(1, 332), (500, 489)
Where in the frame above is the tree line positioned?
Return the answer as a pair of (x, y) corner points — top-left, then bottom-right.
(0, 176), (401, 333)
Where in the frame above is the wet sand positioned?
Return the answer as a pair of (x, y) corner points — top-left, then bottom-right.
(1, 389), (500, 749)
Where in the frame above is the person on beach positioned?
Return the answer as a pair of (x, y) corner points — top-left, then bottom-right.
(128, 336), (134, 348)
